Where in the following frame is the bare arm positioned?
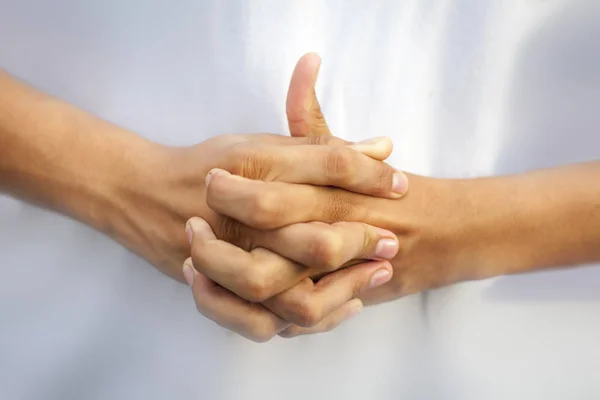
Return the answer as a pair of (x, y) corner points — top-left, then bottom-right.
(459, 162), (600, 278)
(0, 69), (157, 234)
(357, 162), (600, 303)
(0, 65), (412, 340)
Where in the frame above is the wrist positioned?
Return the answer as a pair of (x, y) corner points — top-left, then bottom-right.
(106, 141), (212, 278)
(360, 175), (492, 303)
(50, 124), (164, 236)
(394, 176), (521, 285)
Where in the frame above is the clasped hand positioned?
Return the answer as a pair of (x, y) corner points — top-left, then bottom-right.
(182, 54), (409, 341)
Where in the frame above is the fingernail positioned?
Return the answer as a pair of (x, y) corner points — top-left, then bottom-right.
(205, 168), (231, 188)
(368, 268), (392, 289)
(374, 238), (399, 259)
(182, 262), (195, 287)
(392, 171), (409, 195)
(185, 223), (193, 244)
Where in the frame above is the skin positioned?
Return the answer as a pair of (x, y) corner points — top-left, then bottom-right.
(187, 53), (600, 338)
(2, 53), (600, 342)
(0, 56), (408, 342)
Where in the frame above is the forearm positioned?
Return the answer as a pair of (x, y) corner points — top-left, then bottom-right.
(463, 161), (600, 279)
(357, 162), (600, 305)
(0, 70), (155, 232)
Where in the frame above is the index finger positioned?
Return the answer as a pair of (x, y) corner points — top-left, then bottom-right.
(214, 144), (408, 200)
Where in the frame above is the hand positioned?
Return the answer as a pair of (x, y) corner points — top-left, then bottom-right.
(199, 170), (468, 307)
(184, 216), (396, 342)
(119, 133), (405, 280)
(181, 54), (408, 341)
(195, 54), (472, 319)
(113, 55), (408, 281)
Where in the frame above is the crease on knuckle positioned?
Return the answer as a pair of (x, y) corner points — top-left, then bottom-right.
(324, 147), (355, 184)
(322, 189), (358, 223)
(350, 276), (366, 299)
(218, 217), (245, 247)
(374, 163), (394, 194)
(230, 143), (274, 180)
(308, 136), (330, 146)
(359, 222), (379, 257)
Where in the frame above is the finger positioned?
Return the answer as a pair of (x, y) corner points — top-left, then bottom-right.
(207, 177), (358, 230)
(243, 133), (348, 147)
(278, 298), (363, 338)
(187, 217), (310, 303)
(286, 52), (331, 137)
(253, 221), (399, 272)
(210, 145), (407, 200)
(206, 171), (406, 230)
(263, 261), (392, 327)
(183, 260), (289, 343)
(244, 134), (393, 161)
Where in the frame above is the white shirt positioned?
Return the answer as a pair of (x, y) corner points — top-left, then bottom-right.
(1, 1), (600, 399)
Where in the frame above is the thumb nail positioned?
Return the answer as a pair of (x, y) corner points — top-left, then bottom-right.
(367, 268), (392, 290)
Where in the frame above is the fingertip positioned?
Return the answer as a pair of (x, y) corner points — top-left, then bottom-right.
(182, 259), (195, 287)
(186, 217), (217, 241)
(206, 168), (231, 188)
(391, 171), (409, 197)
(345, 298), (364, 319)
(299, 52), (321, 72)
(349, 136), (393, 160)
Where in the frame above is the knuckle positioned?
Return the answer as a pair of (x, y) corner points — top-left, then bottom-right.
(310, 229), (343, 270)
(350, 276), (366, 299)
(324, 147), (355, 183)
(333, 221), (376, 258)
(229, 143), (273, 179)
(307, 136), (330, 146)
(374, 163), (394, 194)
(218, 217), (244, 247)
(243, 272), (272, 303)
(323, 190), (358, 222)
(190, 241), (209, 267)
(246, 189), (281, 229)
(308, 135), (346, 146)
(290, 294), (322, 327)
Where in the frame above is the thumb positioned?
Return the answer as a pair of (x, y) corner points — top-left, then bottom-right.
(286, 52), (332, 137)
